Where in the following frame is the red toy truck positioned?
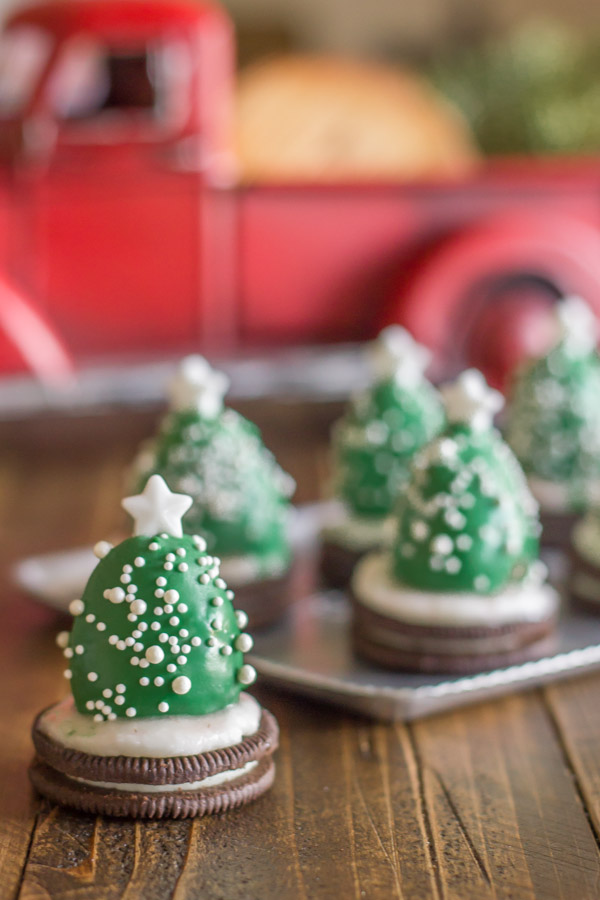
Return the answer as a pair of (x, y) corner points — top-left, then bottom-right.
(1, 0), (600, 386)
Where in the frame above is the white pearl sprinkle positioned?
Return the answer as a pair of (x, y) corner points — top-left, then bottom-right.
(125, 637), (135, 647)
(221, 646), (232, 656)
(86, 700), (95, 710)
(235, 633), (254, 653)
(130, 599), (147, 616)
(159, 633), (169, 643)
(86, 613), (96, 623)
(63, 647), (73, 658)
(168, 636), (178, 645)
(96, 622), (106, 632)
(127, 614), (137, 623)
(207, 637), (217, 647)
(154, 589), (165, 599)
(126, 594), (136, 603)
(167, 663), (176, 673)
(177, 548), (186, 557)
(164, 589), (180, 603)
(164, 563), (173, 571)
(156, 577), (167, 587)
(146, 645), (165, 664)
(169, 616), (180, 626)
(139, 659), (149, 668)
(94, 541), (113, 559)
(193, 535), (207, 551)
(177, 656), (187, 665)
(164, 604), (174, 614)
(116, 684), (126, 693)
(154, 606), (163, 615)
(191, 636), (201, 647)
(235, 610), (248, 629)
(154, 676), (165, 686)
(109, 635), (118, 645)
(69, 599), (84, 616)
(133, 642), (144, 653)
(166, 553), (176, 562)
(116, 640), (126, 651)
(134, 557), (145, 567)
(149, 541), (159, 551)
(108, 712), (117, 721)
(179, 628), (189, 638)
(158, 701), (169, 713)
(56, 631), (69, 649)
(237, 664), (256, 686)
(139, 676), (150, 686)
(172, 675), (192, 695)
(126, 708), (136, 718)
(182, 644), (191, 653)
(226, 590), (234, 600)
(215, 578), (226, 589)
(87, 672), (98, 682)
(129, 585), (138, 594)
(130, 657), (139, 666)
(75, 645), (84, 655)
(200, 574), (210, 584)
(63, 669), (72, 679)
(102, 688), (113, 698)
(94, 713), (103, 722)
(95, 700), (104, 709)
(115, 695), (125, 705)
(178, 563), (188, 572)
(123, 564), (133, 573)
(211, 597), (223, 608)
(120, 574), (131, 584)
(151, 622), (161, 631)
(132, 630), (142, 639)
(139, 622), (148, 632)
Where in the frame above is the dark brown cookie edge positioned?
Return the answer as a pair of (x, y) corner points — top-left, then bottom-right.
(320, 540), (366, 590)
(32, 707), (279, 786)
(29, 753), (276, 819)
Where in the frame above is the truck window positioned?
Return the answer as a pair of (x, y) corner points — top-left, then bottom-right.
(0, 26), (52, 118)
(46, 36), (190, 141)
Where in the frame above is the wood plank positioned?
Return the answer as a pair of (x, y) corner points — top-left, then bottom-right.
(410, 691), (600, 900)
(545, 673), (600, 840)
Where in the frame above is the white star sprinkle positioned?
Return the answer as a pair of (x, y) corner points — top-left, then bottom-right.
(367, 326), (432, 385)
(168, 355), (229, 418)
(122, 475), (192, 538)
(441, 369), (503, 431)
(555, 296), (598, 355)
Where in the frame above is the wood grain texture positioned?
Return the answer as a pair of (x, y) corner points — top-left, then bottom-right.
(3, 406), (600, 899)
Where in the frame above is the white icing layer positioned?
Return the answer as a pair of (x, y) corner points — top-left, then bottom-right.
(219, 554), (286, 586)
(40, 693), (261, 758)
(573, 515), (600, 566)
(321, 505), (396, 552)
(352, 552), (559, 627)
(69, 761), (257, 794)
(528, 476), (571, 513)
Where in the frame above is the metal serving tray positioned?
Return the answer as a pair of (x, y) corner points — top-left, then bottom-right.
(13, 504), (600, 721)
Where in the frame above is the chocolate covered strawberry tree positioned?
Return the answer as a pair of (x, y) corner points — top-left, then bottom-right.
(332, 327), (444, 518)
(506, 297), (600, 502)
(63, 476), (256, 721)
(393, 369), (541, 593)
(135, 356), (295, 580)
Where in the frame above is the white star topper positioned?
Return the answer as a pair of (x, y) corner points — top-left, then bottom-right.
(441, 369), (504, 431)
(168, 355), (230, 418)
(368, 326), (432, 385)
(122, 475), (192, 538)
(555, 296), (598, 355)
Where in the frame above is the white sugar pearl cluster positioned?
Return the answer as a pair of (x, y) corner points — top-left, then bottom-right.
(64, 533), (256, 718)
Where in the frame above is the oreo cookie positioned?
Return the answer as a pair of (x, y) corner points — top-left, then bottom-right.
(30, 706), (278, 819)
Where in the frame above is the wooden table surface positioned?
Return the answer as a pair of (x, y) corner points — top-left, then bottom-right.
(3, 401), (600, 900)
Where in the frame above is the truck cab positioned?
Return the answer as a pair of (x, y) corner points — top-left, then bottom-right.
(0, 0), (235, 366)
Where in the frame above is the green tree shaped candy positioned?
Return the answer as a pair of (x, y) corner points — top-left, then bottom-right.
(135, 357), (295, 579)
(64, 476), (256, 720)
(333, 327), (444, 519)
(394, 370), (541, 594)
(506, 297), (600, 505)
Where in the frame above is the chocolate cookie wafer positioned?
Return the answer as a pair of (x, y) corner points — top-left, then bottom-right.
(320, 540), (366, 590)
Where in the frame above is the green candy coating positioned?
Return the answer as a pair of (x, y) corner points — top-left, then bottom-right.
(507, 339), (600, 505)
(333, 376), (444, 519)
(68, 534), (247, 719)
(393, 423), (540, 594)
(137, 409), (294, 576)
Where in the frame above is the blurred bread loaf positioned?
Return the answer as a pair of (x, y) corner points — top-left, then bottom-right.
(236, 55), (479, 182)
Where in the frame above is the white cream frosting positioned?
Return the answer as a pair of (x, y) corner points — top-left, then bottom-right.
(321, 505), (396, 552)
(69, 761), (257, 794)
(219, 554), (285, 586)
(40, 692), (261, 758)
(352, 552), (559, 627)
(573, 514), (600, 566)
(528, 476), (572, 513)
